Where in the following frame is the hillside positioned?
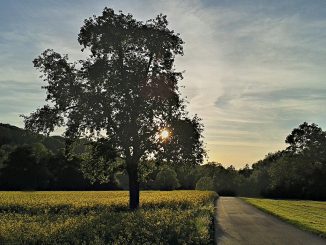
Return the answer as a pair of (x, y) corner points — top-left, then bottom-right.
(0, 123), (65, 153)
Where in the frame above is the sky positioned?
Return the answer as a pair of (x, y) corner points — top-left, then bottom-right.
(1, 0), (326, 168)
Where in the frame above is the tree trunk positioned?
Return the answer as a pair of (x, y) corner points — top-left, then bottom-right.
(128, 169), (140, 210)
(127, 158), (140, 210)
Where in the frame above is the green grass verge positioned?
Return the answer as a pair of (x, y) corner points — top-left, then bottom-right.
(0, 191), (217, 244)
(242, 198), (326, 237)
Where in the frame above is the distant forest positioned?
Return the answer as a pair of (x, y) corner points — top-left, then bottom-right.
(0, 122), (325, 200)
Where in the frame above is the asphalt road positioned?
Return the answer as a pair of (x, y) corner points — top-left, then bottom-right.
(215, 197), (326, 245)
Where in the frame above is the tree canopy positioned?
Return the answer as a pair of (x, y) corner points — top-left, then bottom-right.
(23, 8), (205, 209)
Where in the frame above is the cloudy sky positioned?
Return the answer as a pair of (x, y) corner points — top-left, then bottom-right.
(1, 0), (326, 167)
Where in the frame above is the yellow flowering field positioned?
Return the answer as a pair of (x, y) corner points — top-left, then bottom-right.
(0, 190), (217, 244)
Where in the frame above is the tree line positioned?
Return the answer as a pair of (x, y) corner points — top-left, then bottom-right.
(191, 122), (326, 200)
(1, 122), (325, 200)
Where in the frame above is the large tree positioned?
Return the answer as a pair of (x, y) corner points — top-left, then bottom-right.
(23, 8), (205, 209)
(285, 122), (326, 160)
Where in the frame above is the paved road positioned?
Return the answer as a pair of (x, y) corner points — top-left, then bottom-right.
(215, 197), (326, 245)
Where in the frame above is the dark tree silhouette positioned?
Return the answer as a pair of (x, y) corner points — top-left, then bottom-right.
(0, 145), (50, 190)
(23, 8), (205, 209)
(286, 122), (326, 159)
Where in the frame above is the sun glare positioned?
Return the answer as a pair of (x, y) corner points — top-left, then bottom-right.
(160, 129), (170, 139)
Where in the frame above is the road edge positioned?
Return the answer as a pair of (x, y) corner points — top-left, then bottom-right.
(240, 197), (326, 239)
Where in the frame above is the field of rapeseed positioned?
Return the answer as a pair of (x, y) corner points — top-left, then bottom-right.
(0, 191), (217, 244)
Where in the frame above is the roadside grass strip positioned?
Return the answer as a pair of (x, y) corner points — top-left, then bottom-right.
(242, 198), (326, 237)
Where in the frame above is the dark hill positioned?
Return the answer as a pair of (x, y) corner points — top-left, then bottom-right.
(0, 123), (65, 153)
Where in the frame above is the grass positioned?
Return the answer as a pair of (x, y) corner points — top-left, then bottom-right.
(242, 198), (326, 237)
(0, 190), (217, 244)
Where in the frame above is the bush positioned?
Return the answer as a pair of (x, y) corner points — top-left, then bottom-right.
(196, 177), (215, 191)
(155, 166), (180, 191)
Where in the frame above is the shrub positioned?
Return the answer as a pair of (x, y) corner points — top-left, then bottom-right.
(155, 166), (180, 191)
(196, 177), (215, 191)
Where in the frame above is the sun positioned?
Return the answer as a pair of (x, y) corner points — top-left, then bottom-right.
(160, 129), (170, 139)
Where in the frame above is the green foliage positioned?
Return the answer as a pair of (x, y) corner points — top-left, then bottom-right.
(2, 120), (325, 201)
(0, 123), (39, 146)
(0, 123), (65, 153)
(247, 122), (326, 200)
(22, 7), (206, 209)
(175, 165), (199, 189)
(267, 154), (326, 199)
(0, 145), (51, 190)
(286, 122), (326, 156)
(0, 191), (217, 244)
(196, 177), (215, 191)
(185, 123), (326, 199)
(0, 145), (13, 169)
(155, 166), (180, 190)
(80, 140), (123, 184)
(235, 122), (326, 200)
(0, 137), (117, 191)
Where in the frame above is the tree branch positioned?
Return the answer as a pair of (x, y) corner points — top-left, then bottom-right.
(145, 52), (154, 76)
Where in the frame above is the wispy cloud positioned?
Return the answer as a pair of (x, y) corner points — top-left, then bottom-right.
(1, 0), (326, 167)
